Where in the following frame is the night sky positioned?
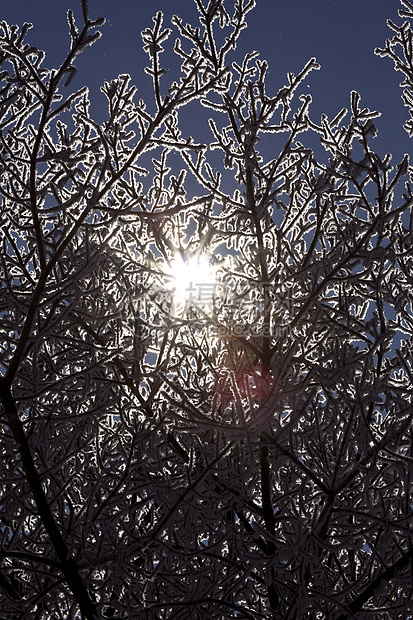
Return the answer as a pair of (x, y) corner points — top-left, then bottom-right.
(2, 0), (411, 166)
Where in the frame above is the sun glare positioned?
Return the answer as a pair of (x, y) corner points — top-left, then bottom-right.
(166, 255), (216, 310)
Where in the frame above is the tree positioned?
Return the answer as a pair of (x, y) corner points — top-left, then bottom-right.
(1, 0), (413, 617)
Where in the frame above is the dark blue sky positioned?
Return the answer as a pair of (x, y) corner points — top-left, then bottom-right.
(2, 0), (411, 164)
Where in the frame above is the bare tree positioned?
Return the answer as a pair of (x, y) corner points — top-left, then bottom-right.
(1, 0), (413, 618)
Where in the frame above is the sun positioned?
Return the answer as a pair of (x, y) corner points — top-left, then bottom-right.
(166, 254), (216, 311)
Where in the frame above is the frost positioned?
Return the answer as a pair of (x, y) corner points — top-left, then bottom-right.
(1, 1), (413, 619)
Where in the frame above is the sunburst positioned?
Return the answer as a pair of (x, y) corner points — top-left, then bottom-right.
(165, 254), (216, 312)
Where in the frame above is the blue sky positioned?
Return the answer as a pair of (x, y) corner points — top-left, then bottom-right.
(2, 0), (411, 164)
